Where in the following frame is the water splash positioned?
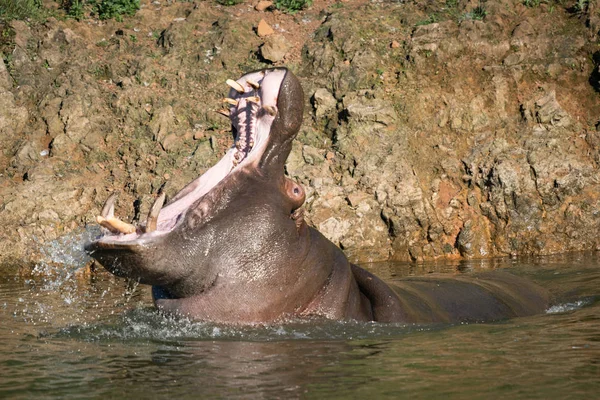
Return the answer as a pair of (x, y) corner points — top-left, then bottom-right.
(36, 225), (101, 273)
(546, 297), (595, 314)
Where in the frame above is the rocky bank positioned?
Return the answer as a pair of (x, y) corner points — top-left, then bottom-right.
(1, 0), (600, 265)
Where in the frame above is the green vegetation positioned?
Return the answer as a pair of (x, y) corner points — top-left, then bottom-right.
(0, 0), (43, 21)
(461, 5), (487, 21)
(523, 0), (541, 7)
(60, 0), (139, 21)
(574, 0), (589, 14)
(414, 0), (459, 26)
(62, 0), (85, 20)
(274, 0), (313, 13)
(215, 0), (244, 5)
(416, 14), (438, 26)
(89, 63), (112, 79)
(96, 0), (140, 21)
(414, 0), (490, 26)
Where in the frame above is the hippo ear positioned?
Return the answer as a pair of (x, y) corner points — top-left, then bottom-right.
(259, 69), (304, 171)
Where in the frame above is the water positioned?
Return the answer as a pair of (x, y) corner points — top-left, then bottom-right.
(1, 245), (599, 399)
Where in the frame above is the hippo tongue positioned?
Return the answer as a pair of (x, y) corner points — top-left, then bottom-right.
(90, 68), (287, 245)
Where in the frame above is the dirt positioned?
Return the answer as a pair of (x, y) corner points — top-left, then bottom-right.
(1, 0), (600, 265)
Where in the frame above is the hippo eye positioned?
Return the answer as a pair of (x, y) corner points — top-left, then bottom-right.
(293, 187), (300, 195)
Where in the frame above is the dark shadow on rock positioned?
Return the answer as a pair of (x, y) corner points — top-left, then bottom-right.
(589, 51), (600, 92)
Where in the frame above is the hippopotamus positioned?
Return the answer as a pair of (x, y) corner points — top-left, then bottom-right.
(85, 68), (550, 324)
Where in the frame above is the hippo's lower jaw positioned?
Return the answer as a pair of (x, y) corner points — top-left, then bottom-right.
(85, 69), (291, 251)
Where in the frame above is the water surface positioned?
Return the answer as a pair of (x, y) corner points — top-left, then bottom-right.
(1, 250), (599, 399)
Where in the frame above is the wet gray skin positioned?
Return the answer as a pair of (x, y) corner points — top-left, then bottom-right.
(86, 68), (550, 324)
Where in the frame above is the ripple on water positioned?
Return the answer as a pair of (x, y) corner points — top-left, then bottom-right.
(53, 308), (439, 343)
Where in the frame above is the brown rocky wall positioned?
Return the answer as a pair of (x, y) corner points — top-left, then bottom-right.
(1, 0), (599, 265)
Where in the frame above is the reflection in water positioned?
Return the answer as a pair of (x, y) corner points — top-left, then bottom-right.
(0, 252), (599, 398)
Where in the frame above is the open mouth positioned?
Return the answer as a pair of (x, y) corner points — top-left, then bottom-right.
(90, 68), (288, 246)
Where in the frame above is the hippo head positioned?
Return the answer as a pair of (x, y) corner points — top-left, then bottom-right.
(85, 68), (308, 301)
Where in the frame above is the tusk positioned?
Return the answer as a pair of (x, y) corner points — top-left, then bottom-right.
(96, 215), (136, 234)
(246, 79), (260, 89)
(216, 109), (230, 117)
(226, 79), (245, 93)
(145, 192), (166, 233)
(222, 97), (239, 106)
(246, 96), (260, 104)
(263, 105), (277, 116)
(101, 193), (117, 218)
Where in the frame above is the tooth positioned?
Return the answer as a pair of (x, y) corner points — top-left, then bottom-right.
(235, 141), (242, 150)
(101, 193), (117, 218)
(145, 192), (166, 233)
(246, 79), (260, 89)
(216, 109), (230, 117)
(222, 97), (239, 106)
(246, 96), (260, 104)
(96, 215), (136, 234)
(263, 105), (277, 116)
(249, 138), (254, 148)
(226, 79), (245, 93)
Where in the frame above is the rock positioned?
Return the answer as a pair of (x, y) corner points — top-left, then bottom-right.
(347, 191), (370, 208)
(50, 134), (77, 156)
(149, 106), (177, 144)
(255, 1), (273, 11)
(0, 89), (28, 138)
(302, 145), (324, 165)
(0, 54), (11, 90)
(534, 91), (572, 127)
(10, 20), (33, 49)
(16, 142), (39, 163)
(118, 77), (133, 88)
(193, 140), (214, 164)
(60, 96), (91, 143)
(193, 130), (206, 140)
(80, 130), (105, 149)
(312, 88), (337, 118)
(503, 52), (524, 66)
(318, 217), (351, 246)
(257, 19), (274, 37)
(342, 95), (397, 126)
(260, 35), (292, 63)
(160, 133), (180, 152)
(390, 40), (400, 48)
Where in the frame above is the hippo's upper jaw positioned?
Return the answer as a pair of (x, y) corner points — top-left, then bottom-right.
(85, 68), (305, 290)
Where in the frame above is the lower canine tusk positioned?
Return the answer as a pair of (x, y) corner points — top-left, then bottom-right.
(96, 215), (136, 234)
(226, 79), (245, 93)
(145, 192), (166, 233)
